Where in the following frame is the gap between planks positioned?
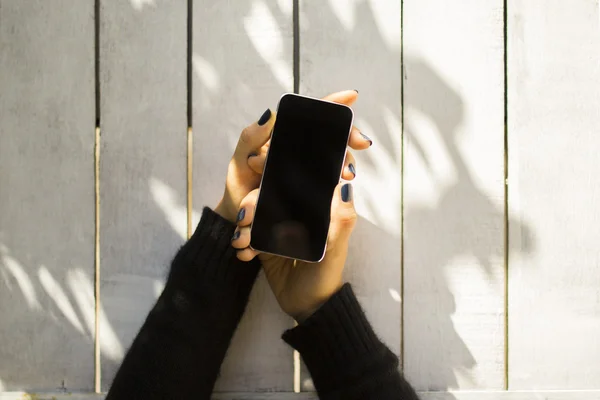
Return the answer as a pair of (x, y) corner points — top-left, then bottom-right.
(187, 127), (193, 239)
(502, 0), (510, 390)
(94, 126), (101, 393)
(93, 0), (101, 391)
(399, 0), (406, 372)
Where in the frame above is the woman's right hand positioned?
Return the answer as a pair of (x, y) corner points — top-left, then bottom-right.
(232, 182), (358, 322)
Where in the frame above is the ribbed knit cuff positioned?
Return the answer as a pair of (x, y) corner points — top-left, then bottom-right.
(168, 207), (260, 293)
(282, 284), (398, 393)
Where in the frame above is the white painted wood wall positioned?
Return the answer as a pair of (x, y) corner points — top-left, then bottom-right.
(1, 0), (600, 399)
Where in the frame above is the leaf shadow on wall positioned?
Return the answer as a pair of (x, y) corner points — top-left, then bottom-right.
(0, 0), (537, 395)
(402, 60), (535, 391)
(294, 0), (537, 393)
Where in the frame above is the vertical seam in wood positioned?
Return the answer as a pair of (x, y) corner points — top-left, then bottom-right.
(293, 0), (300, 94)
(293, 264), (301, 392)
(94, 0), (101, 392)
(503, 0), (510, 391)
(187, 0), (192, 128)
(187, 0), (193, 239)
(187, 127), (193, 239)
(94, 126), (101, 393)
(293, 336), (301, 393)
(293, 0), (302, 392)
(95, 0), (100, 127)
(399, 0), (405, 371)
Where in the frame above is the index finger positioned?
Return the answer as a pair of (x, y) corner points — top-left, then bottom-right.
(234, 108), (276, 162)
(322, 90), (359, 106)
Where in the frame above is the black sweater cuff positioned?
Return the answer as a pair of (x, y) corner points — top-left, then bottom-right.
(168, 207), (261, 297)
(282, 284), (399, 394)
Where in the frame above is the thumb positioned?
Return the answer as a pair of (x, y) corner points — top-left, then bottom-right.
(327, 182), (357, 254)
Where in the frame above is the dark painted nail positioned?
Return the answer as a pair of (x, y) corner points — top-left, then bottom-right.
(248, 152), (258, 158)
(348, 163), (356, 177)
(353, 89), (359, 94)
(236, 208), (246, 222)
(231, 230), (240, 241)
(360, 132), (373, 146)
(341, 183), (353, 203)
(258, 109), (271, 126)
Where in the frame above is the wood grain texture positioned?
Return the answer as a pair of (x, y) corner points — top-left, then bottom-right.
(99, 0), (187, 390)
(298, 0), (403, 391)
(0, 0), (95, 391)
(192, 0), (294, 392)
(507, 0), (600, 389)
(403, 0), (506, 390)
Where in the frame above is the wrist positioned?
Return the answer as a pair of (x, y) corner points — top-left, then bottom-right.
(293, 307), (320, 324)
(214, 198), (236, 223)
(291, 286), (344, 323)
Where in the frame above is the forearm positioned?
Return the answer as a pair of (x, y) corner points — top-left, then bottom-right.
(106, 208), (260, 400)
(283, 284), (419, 400)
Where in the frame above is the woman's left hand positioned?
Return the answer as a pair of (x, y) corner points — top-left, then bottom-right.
(214, 90), (371, 223)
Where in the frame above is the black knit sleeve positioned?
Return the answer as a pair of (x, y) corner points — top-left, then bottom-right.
(106, 207), (261, 400)
(283, 284), (420, 400)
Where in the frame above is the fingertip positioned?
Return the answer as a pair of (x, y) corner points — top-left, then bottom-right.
(236, 248), (258, 262)
(341, 182), (353, 203)
(349, 127), (372, 150)
(348, 163), (356, 177)
(257, 108), (272, 126)
(341, 165), (356, 181)
(323, 90), (358, 105)
(236, 208), (246, 223)
(237, 189), (260, 226)
(359, 131), (373, 147)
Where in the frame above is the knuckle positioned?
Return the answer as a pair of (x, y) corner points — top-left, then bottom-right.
(240, 127), (253, 145)
(337, 208), (357, 225)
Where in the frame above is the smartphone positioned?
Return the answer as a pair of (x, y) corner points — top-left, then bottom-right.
(250, 93), (354, 262)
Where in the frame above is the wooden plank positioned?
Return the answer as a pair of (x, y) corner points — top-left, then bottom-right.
(192, 0), (294, 392)
(99, 0), (187, 390)
(403, 0), (505, 391)
(0, 0), (95, 391)
(298, 0), (403, 391)
(3, 392), (600, 400)
(507, 0), (600, 389)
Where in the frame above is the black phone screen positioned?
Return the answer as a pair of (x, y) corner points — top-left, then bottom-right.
(250, 94), (354, 262)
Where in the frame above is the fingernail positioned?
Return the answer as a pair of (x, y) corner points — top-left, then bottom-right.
(236, 208), (246, 222)
(248, 152), (258, 158)
(341, 183), (353, 202)
(348, 163), (356, 177)
(353, 89), (359, 94)
(360, 132), (373, 146)
(231, 230), (240, 241)
(258, 109), (271, 126)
